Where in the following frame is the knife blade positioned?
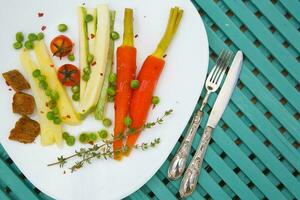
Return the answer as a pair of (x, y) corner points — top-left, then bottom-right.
(179, 50), (243, 198)
(207, 50), (243, 128)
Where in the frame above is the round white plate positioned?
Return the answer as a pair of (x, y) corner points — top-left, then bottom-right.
(0, 0), (208, 199)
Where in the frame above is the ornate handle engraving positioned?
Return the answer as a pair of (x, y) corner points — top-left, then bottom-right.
(179, 126), (214, 198)
(167, 110), (203, 180)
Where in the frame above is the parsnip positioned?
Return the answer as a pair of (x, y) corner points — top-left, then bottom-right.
(34, 40), (81, 125)
(20, 49), (62, 146)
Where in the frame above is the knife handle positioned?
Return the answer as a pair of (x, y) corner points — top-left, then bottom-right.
(179, 126), (213, 198)
(167, 110), (203, 180)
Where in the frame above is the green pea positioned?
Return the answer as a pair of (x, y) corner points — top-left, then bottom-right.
(98, 130), (108, 139)
(50, 91), (59, 101)
(38, 75), (46, 81)
(24, 40), (34, 49)
(83, 67), (91, 74)
(37, 32), (44, 40)
(107, 87), (116, 96)
(62, 132), (70, 140)
(53, 118), (62, 124)
(85, 14), (94, 23)
(88, 133), (98, 142)
(16, 32), (24, 42)
(102, 118), (112, 127)
(82, 74), (90, 82)
(71, 85), (80, 93)
(66, 136), (76, 146)
(48, 100), (57, 109)
(45, 89), (52, 96)
(28, 33), (37, 41)
(68, 54), (75, 61)
(107, 96), (115, 102)
(130, 80), (140, 89)
(13, 42), (23, 50)
(124, 116), (132, 127)
(72, 93), (80, 101)
(39, 80), (48, 90)
(52, 107), (59, 115)
(32, 69), (41, 77)
(47, 111), (55, 120)
(110, 31), (120, 40)
(79, 133), (88, 143)
(152, 96), (160, 105)
(58, 24), (68, 32)
(108, 73), (116, 84)
(87, 54), (94, 64)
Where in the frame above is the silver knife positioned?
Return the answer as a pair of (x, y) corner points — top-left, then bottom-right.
(179, 51), (243, 198)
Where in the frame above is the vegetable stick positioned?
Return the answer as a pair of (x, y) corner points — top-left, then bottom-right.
(113, 8), (137, 160)
(95, 11), (116, 120)
(78, 7), (89, 101)
(20, 49), (62, 146)
(124, 7), (183, 155)
(80, 5), (110, 115)
(34, 40), (81, 125)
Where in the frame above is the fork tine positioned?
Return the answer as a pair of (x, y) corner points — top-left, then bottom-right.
(211, 50), (230, 83)
(213, 51), (232, 83)
(209, 50), (226, 81)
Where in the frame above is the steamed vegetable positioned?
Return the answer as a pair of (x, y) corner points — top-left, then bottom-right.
(78, 7), (90, 102)
(124, 7), (183, 155)
(34, 40), (80, 125)
(94, 11), (116, 120)
(80, 5), (110, 115)
(20, 49), (62, 146)
(50, 35), (73, 59)
(57, 64), (80, 87)
(113, 8), (137, 160)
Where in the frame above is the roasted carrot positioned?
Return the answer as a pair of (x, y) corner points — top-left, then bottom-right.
(124, 7), (183, 155)
(114, 8), (137, 160)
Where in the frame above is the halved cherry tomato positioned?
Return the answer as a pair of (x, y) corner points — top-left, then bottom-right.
(50, 35), (73, 59)
(57, 64), (80, 86)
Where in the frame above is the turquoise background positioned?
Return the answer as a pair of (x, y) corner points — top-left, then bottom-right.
(1, 0), (300, 199)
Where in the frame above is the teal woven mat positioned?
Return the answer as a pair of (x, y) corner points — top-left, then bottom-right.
(1, 0), (299, 199)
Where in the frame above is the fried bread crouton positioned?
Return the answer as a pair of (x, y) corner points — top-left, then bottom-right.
(9, 116), (40, 143)
(12, 92), (35, 115)
(2, 70), (30, 91)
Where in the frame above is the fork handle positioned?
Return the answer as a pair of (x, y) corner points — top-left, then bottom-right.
(167, 109), (203, 180)
(179, 126), (214, 198)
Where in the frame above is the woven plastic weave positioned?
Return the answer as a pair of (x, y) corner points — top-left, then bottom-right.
(1, 0), (299, 199)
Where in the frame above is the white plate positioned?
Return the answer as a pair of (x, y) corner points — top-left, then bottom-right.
(0, 0), (208, 199)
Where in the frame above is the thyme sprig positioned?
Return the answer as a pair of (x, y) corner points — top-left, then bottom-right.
(48, 110), (173, 172)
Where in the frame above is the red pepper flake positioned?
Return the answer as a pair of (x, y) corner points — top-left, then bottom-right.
(38, 12), (44, 17)
(163, 54), (167, 58)
(66, 115), (71, 119)
(91, 61), (96, 66)
(50, 64), (54, 68)
(8, 88), (12, 91)
(100, 73), (103, 76)
(45, 102), (49, 107)
(40, 111), (44, 114)
(41, 25), (46, 31)
(134, 34), (139, 38)
(91, 34), (95, 39)
(88, 141), (94, 145)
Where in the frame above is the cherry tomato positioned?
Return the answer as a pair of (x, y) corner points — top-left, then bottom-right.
(57, 64), (80, 86)
(50, 35), (73, 59)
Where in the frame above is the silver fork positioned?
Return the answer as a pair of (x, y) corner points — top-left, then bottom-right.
(167, 50), (232, 180)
